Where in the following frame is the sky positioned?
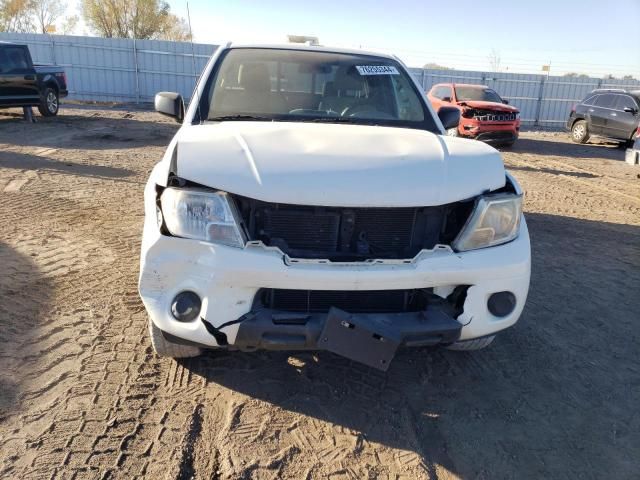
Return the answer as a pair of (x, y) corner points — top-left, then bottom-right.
(162, 0), (640, 78)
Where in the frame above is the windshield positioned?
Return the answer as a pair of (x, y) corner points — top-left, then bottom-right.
(200, 48), (438, 131)
(455, 86), (503, 103)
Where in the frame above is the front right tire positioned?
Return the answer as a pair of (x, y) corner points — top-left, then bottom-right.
(571, 120), (589, 144)
(148, 318), (202, 358)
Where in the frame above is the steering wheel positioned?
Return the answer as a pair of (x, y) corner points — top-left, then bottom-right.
(341, 104), (395, 119)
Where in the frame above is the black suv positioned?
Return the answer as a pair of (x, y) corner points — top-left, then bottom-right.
(566, 89), (640, 146)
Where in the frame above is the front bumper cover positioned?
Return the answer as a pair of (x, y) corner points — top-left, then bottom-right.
(202, 304), (462, 371)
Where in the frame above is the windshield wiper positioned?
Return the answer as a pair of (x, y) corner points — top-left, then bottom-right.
(207, 114), (272, 122)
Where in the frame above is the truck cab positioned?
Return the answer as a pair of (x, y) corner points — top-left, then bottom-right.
(0, 42), (68, 116)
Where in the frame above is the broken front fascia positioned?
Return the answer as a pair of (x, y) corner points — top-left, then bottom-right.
(244, 241), (456, 266)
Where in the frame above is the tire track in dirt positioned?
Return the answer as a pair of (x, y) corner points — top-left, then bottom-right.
(2, 112), (638, 479)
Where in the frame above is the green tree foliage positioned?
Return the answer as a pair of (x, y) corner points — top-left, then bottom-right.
(81, 0), (190, 40)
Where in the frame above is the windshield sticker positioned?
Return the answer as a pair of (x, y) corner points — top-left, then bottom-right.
(355, 65), (399, 75)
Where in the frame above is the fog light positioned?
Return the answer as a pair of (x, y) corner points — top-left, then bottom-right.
(487, 291), (516, 317)
(171, 291), (201, 322)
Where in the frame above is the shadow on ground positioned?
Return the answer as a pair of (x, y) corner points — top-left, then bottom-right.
(507, 136), (626, 161)
(0, 109), (178, 149)
(181, 212), (640, 479)
(0, 242), (53, 416)
(0, 151), (135, 180)
(507, 163), (599, 178)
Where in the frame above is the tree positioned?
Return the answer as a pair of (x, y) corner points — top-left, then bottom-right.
(488, 48), (501, 72)
(31, 0), (64, 33)
(160, 13), (190, 42)
(423, 62), (451, 70)
(60, 13), (78, 34)
(0, 0), (34, 32)
(81, 0), (190, 40)
(623, 74), (636, 80)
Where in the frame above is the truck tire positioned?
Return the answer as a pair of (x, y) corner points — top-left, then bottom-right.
(148, 318), (202, 358)
(38, 87), (59, 117)
(446, 335), (495, 351)
(571, 120), (589, 144)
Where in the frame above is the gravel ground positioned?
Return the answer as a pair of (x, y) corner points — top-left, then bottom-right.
(1, 107), (639, 480)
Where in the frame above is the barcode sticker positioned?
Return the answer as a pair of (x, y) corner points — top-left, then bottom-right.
(355, 65), (399, 75)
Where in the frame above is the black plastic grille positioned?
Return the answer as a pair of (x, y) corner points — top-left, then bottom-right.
(232, 195), (474, 261)
(261, 289), (430, 313)
(262, 209), (340, 250)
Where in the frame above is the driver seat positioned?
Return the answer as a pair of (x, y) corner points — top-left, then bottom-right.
(319, 67), (366, 114)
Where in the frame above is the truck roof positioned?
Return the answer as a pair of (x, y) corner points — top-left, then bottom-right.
(226, 42), (397, 61)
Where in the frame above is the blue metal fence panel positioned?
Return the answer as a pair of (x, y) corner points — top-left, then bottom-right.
(2, 32), (639, 127)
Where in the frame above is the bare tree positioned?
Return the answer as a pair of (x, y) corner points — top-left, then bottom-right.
(0, 0), (35, 32)
(488, 48), (501, 72)
(60, 13), (78, 34)
(31, 0), (64, 33)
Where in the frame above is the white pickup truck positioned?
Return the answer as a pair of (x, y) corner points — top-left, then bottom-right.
(139, 44), (530, 371)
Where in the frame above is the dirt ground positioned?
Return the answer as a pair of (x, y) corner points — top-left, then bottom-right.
(0, 106), (638, 480)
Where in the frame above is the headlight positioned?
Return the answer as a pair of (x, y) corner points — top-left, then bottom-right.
(160, 187), (245, 248)
(453, 193), (522, 252)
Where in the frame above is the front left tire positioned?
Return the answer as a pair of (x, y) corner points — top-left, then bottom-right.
(38, 87), (59, 117)
(148, 318), (202, 358)
(571, 120), (589, 144)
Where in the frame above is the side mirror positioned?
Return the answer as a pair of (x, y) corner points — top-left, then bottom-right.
(438, 106), (461, 130)
(442, 96), (452, 103)
(623, 107), (638, 114)
(155, 92), (185, 123)
(503, 99), (510, 105)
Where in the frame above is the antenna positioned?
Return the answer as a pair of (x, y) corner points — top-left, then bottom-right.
(186, 2), (203, 123)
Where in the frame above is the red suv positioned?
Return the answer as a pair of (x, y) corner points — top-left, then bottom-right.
(427, 83), (520, 146)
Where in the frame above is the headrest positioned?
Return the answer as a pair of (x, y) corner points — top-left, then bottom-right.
(333, 66), (365, 94)
(322, 81), (337, 97)
(238, 63), (272, 93)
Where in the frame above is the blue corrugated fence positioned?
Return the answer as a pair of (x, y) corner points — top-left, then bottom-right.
(2, 32), (639, 127)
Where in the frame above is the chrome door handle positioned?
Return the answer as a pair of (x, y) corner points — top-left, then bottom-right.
(610, 113), (617, 116)
(588, 109), (594, 112)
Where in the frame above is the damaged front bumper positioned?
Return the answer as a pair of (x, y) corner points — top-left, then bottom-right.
(201, 304), (462, 371)
(139, 207), (531, 369)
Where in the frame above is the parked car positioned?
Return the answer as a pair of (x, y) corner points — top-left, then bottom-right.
(567, 88), (640, 146)
(427, 83), (520, 146)
(0, 41), (68, 116)
(139, 44), (531, 370)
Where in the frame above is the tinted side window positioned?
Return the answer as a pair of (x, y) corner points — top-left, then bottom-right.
(582, 94), (598, 106)
(594, 94), (616, 108)
(614, 95), (638, 111)
(0, 47), (30, 73)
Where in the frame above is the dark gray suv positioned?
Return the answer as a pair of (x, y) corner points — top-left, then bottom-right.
(566, 88), (640, 146)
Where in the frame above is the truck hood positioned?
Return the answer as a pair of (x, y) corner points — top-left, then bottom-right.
(457, 100), (519, 113)
(173, 122), (505, 207)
